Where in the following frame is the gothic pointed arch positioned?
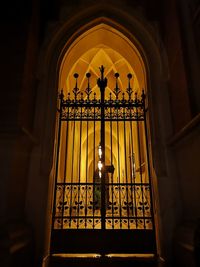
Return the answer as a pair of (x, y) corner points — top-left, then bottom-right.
(27, 4), (173, 262)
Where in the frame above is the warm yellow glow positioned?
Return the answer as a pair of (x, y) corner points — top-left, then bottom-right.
(106, 254), (155, 258)
(57, 23), (148, 184)
(55, 23), (150, 230)
(98, 144), (102, 159)
(98, 144), (103, 179)
(98, 161), (102, 170)
(59, 23), (146, 97)
(52, 254), (101, 258)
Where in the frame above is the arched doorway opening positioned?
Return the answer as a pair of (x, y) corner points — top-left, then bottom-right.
(50, 23), (157, 255)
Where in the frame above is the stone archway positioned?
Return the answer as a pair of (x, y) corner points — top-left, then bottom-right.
(50, 22), (156, 255)
(26, 5), (174, 265)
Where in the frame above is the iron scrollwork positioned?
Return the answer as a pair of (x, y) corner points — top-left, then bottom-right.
(52, 66), (153, 231)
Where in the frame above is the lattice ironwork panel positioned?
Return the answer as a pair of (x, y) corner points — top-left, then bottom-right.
(53, 183), (152, 230)
(54, 183), (102, 229)
(61, 105), (144, 121)
(105, 183), (152, 229)
(52, 66), (154, 238)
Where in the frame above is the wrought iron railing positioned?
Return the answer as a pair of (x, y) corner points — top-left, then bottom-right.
(52, 66), (154, 234)
(53, 183), (152, 230)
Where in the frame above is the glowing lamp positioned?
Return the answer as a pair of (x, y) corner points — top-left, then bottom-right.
(98, 160), (103, 171)
(98, 145), (102, 159)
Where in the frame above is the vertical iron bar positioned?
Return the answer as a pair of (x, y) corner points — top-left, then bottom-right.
(114, 72), (122, 229)
(97, 66), (107, 230)
(117, 113), (122, 229)
(110, 98), (114, 229)
(93, 103), (96, 229)
(85, 111), (89, 228)
(136, 100), (146, 229)
(64, 106), (69, 180)
(142, 91), (156, 234)
(69, 110), (76, 228)
(61, 105), (69, 229)
(100, 81), (106, 230)
(130, 116), (138, 228)
(77, 104), (83, 229)
(52, 90), (63, 231)
(123, 106), (130, 229)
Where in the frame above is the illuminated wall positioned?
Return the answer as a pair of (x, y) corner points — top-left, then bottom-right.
(57, 24), (149, 186)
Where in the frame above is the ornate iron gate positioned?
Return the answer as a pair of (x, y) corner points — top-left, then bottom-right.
(51, 66), (156, 254)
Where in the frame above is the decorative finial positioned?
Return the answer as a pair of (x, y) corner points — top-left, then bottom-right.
(73, 73), (80, 100)
(126, 73), (133, 100)
(85, 72), (92, 99)
(113, 72), (121, 99)
(97, 65), (107, 89)
(99, 65), (105, 79)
